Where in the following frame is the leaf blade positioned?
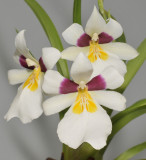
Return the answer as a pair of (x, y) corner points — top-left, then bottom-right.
(116, 39), (146, 93)
(112, 99), (146, 124)
(25, 0), (69, 78)
(115, 142), (146, 160)
(100, 106), (146, 155)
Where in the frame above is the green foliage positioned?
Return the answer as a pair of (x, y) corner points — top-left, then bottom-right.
(116, 33), (126, 43)
(115, 142), (146, 160)
(117, 39), (146, 93)
(112, 99), (146, 123)
(98, 0), (107, 21)
(25, 0), (69, 78)
(100, 100), (146, 155)
(73, 0), (82, 24)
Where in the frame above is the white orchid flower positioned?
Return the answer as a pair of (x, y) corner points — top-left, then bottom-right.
(61, 6), (138, 77)
(4, 30), (61, 123)
(42, 53), (126, 150)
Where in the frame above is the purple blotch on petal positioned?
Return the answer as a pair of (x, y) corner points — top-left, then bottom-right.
(77, 33), (91, 47)
(87, 75), (106, 91)
(39, 57), (47, 72)
(60, 78), (78, 94)
(98, 32), (113, 44)
(19, 55), (34, 70)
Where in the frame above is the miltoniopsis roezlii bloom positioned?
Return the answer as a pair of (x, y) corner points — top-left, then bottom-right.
(4, 30), (61, 123)
(42, 53), (126, 150)
(61, 6), (138, 77)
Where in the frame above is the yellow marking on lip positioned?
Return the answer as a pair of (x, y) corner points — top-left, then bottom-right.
(73, 88), (97, 114)
(23, 66), (41, 91)
(88, 41), (108, 63)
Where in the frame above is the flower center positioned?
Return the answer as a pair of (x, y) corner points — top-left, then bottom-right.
(73, 87), (97, 114)
(88, 38), (109, 63)
(23, 66), (41, 91)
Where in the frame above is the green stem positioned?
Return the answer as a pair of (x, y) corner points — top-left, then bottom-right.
(73, 0), (82, 25)
(98, 0), (107, 21)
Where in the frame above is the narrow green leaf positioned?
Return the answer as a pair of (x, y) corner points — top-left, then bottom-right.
(73, 0), (82, 24)
(100, 106), (146, 155)
(116, 39), (146, 93)
(25, 0), (69, 78)
(111, 108), (146, 138)
(115, 142), (146, 160)
(112, 99), (146, 124)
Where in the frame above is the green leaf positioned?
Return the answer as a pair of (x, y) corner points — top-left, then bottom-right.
(100, 104), (146, 155)
(73, 0), (82, 24)
(25, 0), (69, 78)
(115, 142), (146, 160)
(111, 108), (146, 139)
(116, 39), (146, 93)
(112, 99), (146, 123)
(116, 33), (126, 43)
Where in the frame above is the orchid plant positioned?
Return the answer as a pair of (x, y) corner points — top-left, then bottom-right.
(5, 0), (146, 160)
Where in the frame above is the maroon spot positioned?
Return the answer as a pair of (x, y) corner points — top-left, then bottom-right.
(77, 33), (91, 47)
(60, 78), (78, 94)
(87, 75), (106, 91)
(98, 32), (113, 44)
(39, 57), (47, 72)
(19, 55), (34, 70)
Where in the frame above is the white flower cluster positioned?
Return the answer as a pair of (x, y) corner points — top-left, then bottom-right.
(5, 6), (138, 150)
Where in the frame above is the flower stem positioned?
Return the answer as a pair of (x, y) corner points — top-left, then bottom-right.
(98, 0), (107, 21)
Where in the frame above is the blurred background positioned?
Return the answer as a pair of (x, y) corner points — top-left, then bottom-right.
(0, 0), (146, 159)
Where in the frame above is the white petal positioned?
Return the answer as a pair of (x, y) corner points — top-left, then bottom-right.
(61, 46), (89, 61)
(57, 104), (112, 150)
(71, 53), (93, 84)
(57, 106), (88, 149)
(101, 42), (139, 60)
(91, 58), (106, 78)
(91, 53), (126, 77)
(84, 106), (112, 150)
(91, 91), (126, 111)
(42, 70), (64, 94)
(42, 47), (61, 70)
(62, 23), (84, 45)
(101, 67), (124, 89)
(85, 6), (106, 37)
(43, 93), (77, 116)
(8, 69), (32, 85)
(5, 76), (43, 124)
(105, 56), (127, 76)
(15, 30), (36, 61)
(103, 18), (123, 40)
(91, 56), (127, 79)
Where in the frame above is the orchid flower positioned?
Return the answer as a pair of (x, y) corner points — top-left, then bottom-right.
(42, 53), (126, 149)
(4, 30), (61, 123)
(61, 6), (138, 77)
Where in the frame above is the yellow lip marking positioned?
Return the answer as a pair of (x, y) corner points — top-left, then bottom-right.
(88, 41), (108, 63)
(73, 88), (97, 114)
(23, 66), (41, 91)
